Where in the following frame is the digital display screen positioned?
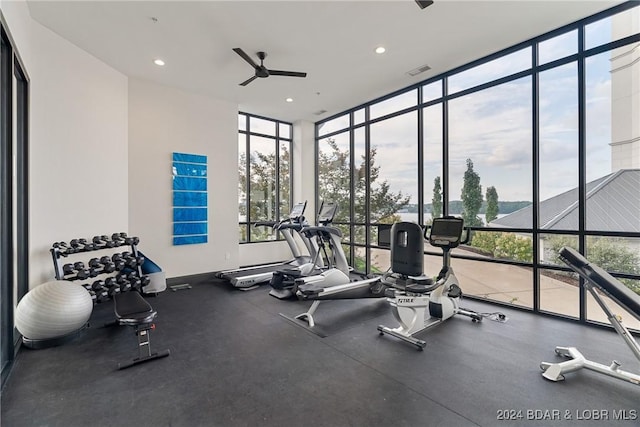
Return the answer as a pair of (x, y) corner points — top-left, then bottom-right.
(430, 218), (462, 242)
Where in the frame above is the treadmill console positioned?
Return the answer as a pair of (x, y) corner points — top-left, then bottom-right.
(317, 201), (338, 225)
(289, 201), (307, 221)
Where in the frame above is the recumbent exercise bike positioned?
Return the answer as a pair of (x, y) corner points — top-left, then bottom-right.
(378, 217), (482, 350)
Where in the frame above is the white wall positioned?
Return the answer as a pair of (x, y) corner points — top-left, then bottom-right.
(1, 1), (318, 284)
(2, 1), (129, 288)
(128, 78), (239, 278)
(292, 120), (317, 218)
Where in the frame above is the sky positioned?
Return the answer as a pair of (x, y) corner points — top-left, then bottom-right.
(316, 9), (637, 205)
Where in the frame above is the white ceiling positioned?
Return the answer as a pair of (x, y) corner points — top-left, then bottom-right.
(26, 0), (622, 123)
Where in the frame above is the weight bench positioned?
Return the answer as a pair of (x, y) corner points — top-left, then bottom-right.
(540, 246), (640, 386)
(111, 291), (170, 370)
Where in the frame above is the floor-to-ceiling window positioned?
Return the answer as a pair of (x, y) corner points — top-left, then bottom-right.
(238, 113), (292, 243)
(1, 19), (29, 389)
(315, 2), (640, 328)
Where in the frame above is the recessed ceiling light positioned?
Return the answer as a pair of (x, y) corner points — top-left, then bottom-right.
(375, 46), (386, 54)
(154, 59), (165, 66)
(285, 97), (293, 103)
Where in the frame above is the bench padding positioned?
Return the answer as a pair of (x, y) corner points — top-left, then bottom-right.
(113, 291), (156, 325)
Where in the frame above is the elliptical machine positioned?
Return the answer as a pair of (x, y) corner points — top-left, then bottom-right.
(378, 217), (482, 350)
(269, 201), (342, 299)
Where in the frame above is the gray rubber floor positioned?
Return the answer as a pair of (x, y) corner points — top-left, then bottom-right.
(1, 278), (639, 427)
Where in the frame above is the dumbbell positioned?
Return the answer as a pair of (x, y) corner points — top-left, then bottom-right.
(123, 253), (144, 269)
(111, 233), (125, 246)
(62, 263), (75, 276)
(53, 241), (68, 250)
(125, 272), (141, 290)
(130, 277), (142, 291)
(123, 255), (140, 270)
(116, 252), (135, 268)
(114, 274), (132, 292)
(124, 236), (140, 246)
(68, 239), (81, 251)
(95, 256), (118, 273)
(94, 287), (110, 303)
(102, 277), (120, 297)
(72, 261), (90, 280)
(97, 235), (116, 248)
(87, 258), (115, 276)
(62, 262), (86, 280)
(135, 255), (145, 267)
(90, 280), (105, 292)
(88, 280), (108, 301)
(91, 235), (109, 249)
(52, 242), (72, 256)
(85, 258), (100, 277)
(75, 270), (90, 280)
(111, 253), (125, 271)
(78, 238), (96, 251)
(69, 239), (93, 252)
(102, 261), (116, 274)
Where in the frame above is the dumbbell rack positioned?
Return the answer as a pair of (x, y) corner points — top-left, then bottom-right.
(50, 234), (150, 304)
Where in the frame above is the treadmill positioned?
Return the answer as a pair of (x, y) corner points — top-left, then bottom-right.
(216, 202), (316, 290)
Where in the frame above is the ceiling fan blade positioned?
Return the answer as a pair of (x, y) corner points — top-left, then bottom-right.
(233, 48), (258, 69)
(239, 75), (258, 86)
(268, 69), (307, 78)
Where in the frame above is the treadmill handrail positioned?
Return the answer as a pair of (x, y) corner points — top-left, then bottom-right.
(255, 220), (278, 228)
(302, 225), (342, 238)
(278, 222), (305, 232)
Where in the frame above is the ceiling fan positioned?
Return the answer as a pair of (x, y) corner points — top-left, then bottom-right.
(232, 48), (307, 86)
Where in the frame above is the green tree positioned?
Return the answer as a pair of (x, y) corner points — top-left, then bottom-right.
(431, 176), (442, 220)
(485, 186), (499, 224)
(461, 158), (483, 227)
(318, 138), (410, 228)
(238, 145), (290, 241)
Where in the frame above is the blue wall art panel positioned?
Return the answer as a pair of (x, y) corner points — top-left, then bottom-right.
(172, 152), (208, 245)
(173, 191), (207, 207)
(172, 162), (207, 177)
(173, 207), (208, 222)
(173, 235), (208, 246)
(173, 222), (208, 236)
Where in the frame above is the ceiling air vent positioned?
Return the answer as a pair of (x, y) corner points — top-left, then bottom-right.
(314, 109), (328, 115)
(415, 0), (434, 9)
(406, 64), (432, 77)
